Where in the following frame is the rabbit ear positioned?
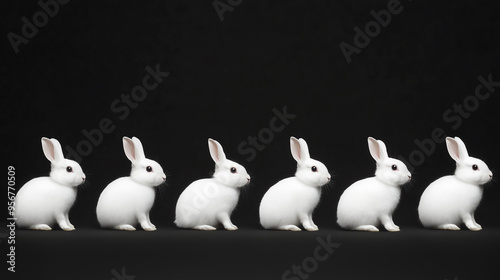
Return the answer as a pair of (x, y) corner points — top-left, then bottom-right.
(446, 137), (469, 163)
(41, 137), (64, 163)
(290, 137), (310, 163)
(123, 137), (146, 163)
(368, 137), (388, 163)
(208, 138), (226, 164)
(131, 137), (146, 160)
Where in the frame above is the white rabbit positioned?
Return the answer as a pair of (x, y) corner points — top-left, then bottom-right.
(418, 137), (492, 231)
(96, 137), (166, 231)
(15, 137), (86, 231)
(259, 137), (331, 231)
(337, 137), (411, 232)
(175, 139), (250, 230)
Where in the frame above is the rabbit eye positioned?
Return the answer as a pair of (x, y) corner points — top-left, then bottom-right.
(66, 166), (73, 173)
(311, 166), (318, 172)
(230, 167), (237, 174)
(391, 165), (398, 171)
(472, 164), (479, 171)
(146, 166), (153, 172)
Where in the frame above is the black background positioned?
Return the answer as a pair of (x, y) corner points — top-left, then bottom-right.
(2, 0), (500, 279)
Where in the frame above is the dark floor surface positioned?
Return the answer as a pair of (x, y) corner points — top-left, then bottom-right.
(8, 225), (500, 280)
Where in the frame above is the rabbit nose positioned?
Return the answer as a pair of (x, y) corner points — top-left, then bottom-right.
(327, 177), (331, 181)
(162, 177), (166, 181)
(82, 177), (86, 181)
(408, 175), (412, 179)
(247, 178), (251, 182)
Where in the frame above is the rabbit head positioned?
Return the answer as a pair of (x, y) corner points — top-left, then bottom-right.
(42, 137), (86, 187)
(446, 136), (492, 185)
(123, 136), (166, 187)
(209, 138), (250, 188)
(368, 137), (411, 186)
(290, 137), (331, 187)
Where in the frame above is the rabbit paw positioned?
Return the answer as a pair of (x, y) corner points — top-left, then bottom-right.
(278, 225), (302, 231)
(30, 224), (52, 231)
(466, 224), (482, 231)
(385, 225), (400, 232)
(224, 224), (238, 231)
(193, 225), (217, 231)
(143, 225), (157, 231)
(114, 224), (136, 231)
(354, 225), (379, 232)
(305, 225), (319, 231)
(61, 225), (76, 231)
(437, 224), (460, 231)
